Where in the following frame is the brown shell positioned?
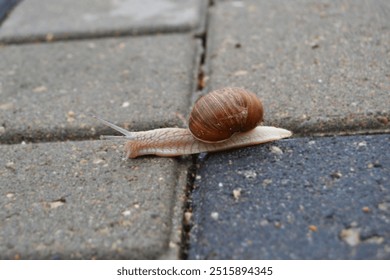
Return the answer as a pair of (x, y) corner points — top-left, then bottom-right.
(188, 87), (264, 142)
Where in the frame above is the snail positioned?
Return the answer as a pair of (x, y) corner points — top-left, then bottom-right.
(95, 87), (292, 158)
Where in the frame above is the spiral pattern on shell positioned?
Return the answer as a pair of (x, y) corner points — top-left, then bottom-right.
(188, 87), (264, 142)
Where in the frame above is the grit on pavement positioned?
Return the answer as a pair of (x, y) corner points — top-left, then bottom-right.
(0, 0), (389, 259)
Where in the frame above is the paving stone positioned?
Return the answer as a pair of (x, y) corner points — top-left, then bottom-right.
(0, 140), (185, 259)
(205, 0), (390, 134)
(0, 0), (20, 22)
(188, 134), (390, 259)
(0, 34), (200, 143)
(0, 0), (207, 42)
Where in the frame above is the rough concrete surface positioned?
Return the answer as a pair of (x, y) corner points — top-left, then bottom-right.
(0, 0), (207, 42)
(0, 34), (200, 143)
(189, 135), (390, 259)
(1, 0), (389, 261)
(205, 0), (390, 134)
(0, 140), (185, 259)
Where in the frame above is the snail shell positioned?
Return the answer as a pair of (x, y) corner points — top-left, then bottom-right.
(189, 87), (263, 142)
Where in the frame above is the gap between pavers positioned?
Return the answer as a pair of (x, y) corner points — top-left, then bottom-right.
(0, 140), (190, 259)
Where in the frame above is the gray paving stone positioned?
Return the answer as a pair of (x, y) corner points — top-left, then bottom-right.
(0, 0), (20, 22)
(0, 140), (186, 259)
(205, 0), (390, 134)
(0, 34), (200, 143)
(188, 134), (390, 259)
(0, 0), (207, 42)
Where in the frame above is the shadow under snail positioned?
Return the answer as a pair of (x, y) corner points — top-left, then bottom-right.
(95, 87), (292, 158)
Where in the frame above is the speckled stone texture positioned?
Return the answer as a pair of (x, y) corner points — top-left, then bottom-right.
(0, 140), (184, 259)
(0, 34), (200, 143)
(0, 0), (207, 42)
(189, 135), (390, 259)
(205, 0), (390, 134)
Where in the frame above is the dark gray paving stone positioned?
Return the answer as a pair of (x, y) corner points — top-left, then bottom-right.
(188, 134), (390, 259)
(0, 34), (200, 143)
(0, 0), (207, 42)
(205, 0), (390, 134)
(0, 140), (184, 259)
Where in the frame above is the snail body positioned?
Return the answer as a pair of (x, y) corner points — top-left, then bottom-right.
(96, 87), (292, 158)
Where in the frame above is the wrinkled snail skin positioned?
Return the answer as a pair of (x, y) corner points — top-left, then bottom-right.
(95, 87), (292, 158)
(120, 126), (292, 158)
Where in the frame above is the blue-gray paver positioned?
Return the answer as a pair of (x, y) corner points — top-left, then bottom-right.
(189, 135), (390, 259)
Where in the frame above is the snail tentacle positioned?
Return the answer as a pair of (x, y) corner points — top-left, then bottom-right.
(92, 115), (135, 139)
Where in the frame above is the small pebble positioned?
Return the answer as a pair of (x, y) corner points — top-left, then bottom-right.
(362, 206), (371, 213)
(6, 193), (14, 199)
(79, 159), (88, 165)
(93, 158), (105, 165)
(238, 170), (257, 179)
(49, 201), (65, 209)
(378, 202), (389, 211)
(365, 236), (384, 244)
(330, 171), (342, 179)
(5, 161), (16, 171)
(184, 211), (192, 225)
(210, 212), (219, 220)
(232, 188), (242, 201)
(260, 219), (269, 226)
(46, 33), (54, 41)
(270, 146), (283, 155)
(67, 111), (75, 122)
(274, 221), (282, 228)
(262, 179), (272, 186)
(340, 228), (360, 246)
(308, 225), (318, 232)
(122, 210), (131, 216)
(33, 85), (47, 93)
(233, 70), (248, 76)
(358, 141), (367, 147)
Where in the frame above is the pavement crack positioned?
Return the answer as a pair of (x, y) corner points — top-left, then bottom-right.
(193, 0), (212, 92)
(179, 155), (198, 260)
(179, 0), (214, 260)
